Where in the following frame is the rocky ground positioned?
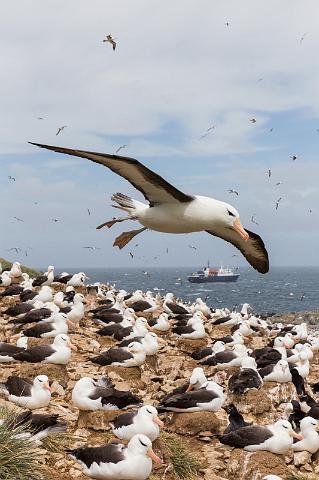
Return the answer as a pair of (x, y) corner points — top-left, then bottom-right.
(1, 283), (319, 480)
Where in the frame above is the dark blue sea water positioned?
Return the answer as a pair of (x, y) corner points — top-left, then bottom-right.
(56, 266), (319, 314)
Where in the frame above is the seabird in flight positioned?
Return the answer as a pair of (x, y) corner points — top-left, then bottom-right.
(56, 126), (67, 136)
(228, 189), (239, 196)
(29, 142), (269, 273)
(103, 34), (116, 50)
(116, 144), (127, 154)
(275, 198), (282, 210)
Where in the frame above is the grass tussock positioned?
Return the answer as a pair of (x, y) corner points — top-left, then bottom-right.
(161, 431), (201, 479)
(42, 432), (83, 454)
(0, 257), (41, 278)
(0, 420), (47, 480)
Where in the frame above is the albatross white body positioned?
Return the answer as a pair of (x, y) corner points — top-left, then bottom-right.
(138, 196), (233, 233)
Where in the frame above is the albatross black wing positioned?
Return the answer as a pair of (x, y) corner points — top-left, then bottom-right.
(218, 425), (273, 448)
(206, 228), (269, 274)
(29, 143), (193, 206)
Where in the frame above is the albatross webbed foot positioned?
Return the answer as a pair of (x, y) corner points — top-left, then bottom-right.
(113, 227), (147, 249)
(96, 216), (136, 230)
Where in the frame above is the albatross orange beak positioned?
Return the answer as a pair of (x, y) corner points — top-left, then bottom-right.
(153, 415), (164, 427)
(290, 430), (303, 440)
(186, 384), (194, 392)
(232, 219), (249, 241)
(147, 448), (162, 464)
(44, 382), (52, 393)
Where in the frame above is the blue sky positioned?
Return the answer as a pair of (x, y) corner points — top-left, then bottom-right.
(1, 0), (319, 269)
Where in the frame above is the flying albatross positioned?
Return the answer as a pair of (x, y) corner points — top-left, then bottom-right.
(29, 142), (269, 273)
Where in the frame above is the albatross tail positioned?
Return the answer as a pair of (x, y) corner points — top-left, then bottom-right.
(111, 193), (145, 213)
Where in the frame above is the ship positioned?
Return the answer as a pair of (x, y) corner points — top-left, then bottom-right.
(187, 262), (239, 283)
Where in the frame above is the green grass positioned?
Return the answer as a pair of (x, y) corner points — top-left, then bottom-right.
(42, 432), (83, 454)
(0, 418), (47, 480)
(161, 432), (201, 479)
(0, 257), (41, 278)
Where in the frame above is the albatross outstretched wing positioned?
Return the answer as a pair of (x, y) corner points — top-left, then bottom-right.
(206, 228), (269, 274)
(29, 143), (193, 206)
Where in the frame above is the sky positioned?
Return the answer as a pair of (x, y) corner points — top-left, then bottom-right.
(1, 0), (319, 270)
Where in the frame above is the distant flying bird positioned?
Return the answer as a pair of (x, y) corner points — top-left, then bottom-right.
(103, 34), (116, 50)
(300, 33), (307, 43)
(87, 208), (91, 216)
(275, 181), (282, 186)
(115, 145), (127, 154)
(56, 126), (67, 136)
(257, 78), (263, 82)
(300, 293), (305, 301)
(82, 246), (101, 250)
(269, 128), (274, 132)
(188, 245), (197, 250)
(199, 125), (215, 140)
(308, 209), (312, 214)
(232, 254), (238, 257)
(129, 252), (134, 258)
(275, 198), (282, 210)
(251, 215), (259, 226)
(51, 218), (59, 222)
(228, 189), (239, 196)
(250, 118), (257, 123)
(142, 271), (150, 276)
(267, 169), (271, 178)
(37, 117), (44, 120)
(291, 155), (298, 161)
(166, 248), (169, 254)
(134, 244), (139, 248)
(8, 176), (16, 181)
(225, 22), (230, 26)
(13, 216), (24, 222)
(30, 142), (270, 274)
(7, 247), (21, 254)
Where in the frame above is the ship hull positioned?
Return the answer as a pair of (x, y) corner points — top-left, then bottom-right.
(188, 275), (239, 283)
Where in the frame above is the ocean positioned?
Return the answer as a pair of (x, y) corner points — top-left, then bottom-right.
(56, 266), (319, 314)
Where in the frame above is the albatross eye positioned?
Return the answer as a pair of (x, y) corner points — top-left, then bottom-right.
(227, 209), (235, 217)
(139, 438), (148, 447)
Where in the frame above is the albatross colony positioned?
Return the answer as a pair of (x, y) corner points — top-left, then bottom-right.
(29, 142), (269, 273)
(1, 263), (319, 479)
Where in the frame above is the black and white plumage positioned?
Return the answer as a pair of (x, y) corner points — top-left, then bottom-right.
(228, 357), (263, 395)
(218, 419), (302, 453)
(30, 143), (269, 273)
(158, 381), (225, 413)
(258, 359), (292, 383)
(68, 434), (162, 480)
(0, 374), (51, 409)
(72, 377), (143, 411)
(0, 410), (67, 441)
(11, 333), (76, 364)
(0, 337), (28, 362)
(111, 405), (164, 441)
(17, 312), (69, 338)
(0, 285), (24, 297)
(199, 344), (247, 368)
(32, 265), (54, 287)
(10, 307), (52, 325)
(91, 342), (146, 367)
(160, 367), (208, 403)
(3, 302), (35, 317)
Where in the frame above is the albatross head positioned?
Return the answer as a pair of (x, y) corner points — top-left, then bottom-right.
(211, 200), (249, 241)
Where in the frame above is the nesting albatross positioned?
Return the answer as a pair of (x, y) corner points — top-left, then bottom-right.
(29, 143), (269, 273)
